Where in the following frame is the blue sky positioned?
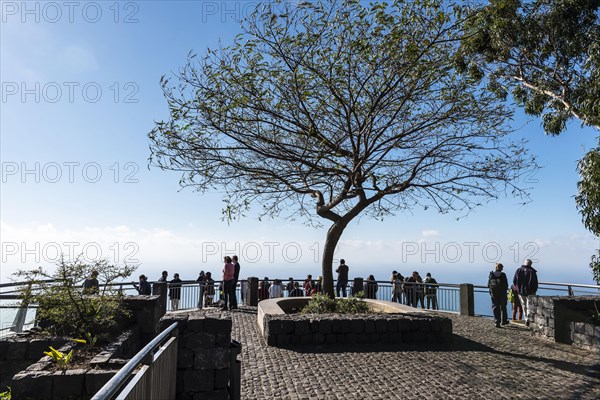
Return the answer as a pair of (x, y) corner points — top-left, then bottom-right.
(1, 1), (598, 286)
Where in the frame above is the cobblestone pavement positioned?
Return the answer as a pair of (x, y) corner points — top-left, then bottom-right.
(224, 306), (600, 400)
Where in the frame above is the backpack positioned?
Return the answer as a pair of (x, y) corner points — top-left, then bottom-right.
(488, 272), (503, 295)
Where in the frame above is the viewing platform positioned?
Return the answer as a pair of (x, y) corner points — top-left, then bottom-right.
(224, 305), (600, 399)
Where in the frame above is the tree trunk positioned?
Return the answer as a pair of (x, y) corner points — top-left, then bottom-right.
(321, 220), (348, 298)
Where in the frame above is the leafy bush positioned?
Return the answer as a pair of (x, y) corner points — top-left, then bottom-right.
(15, 256), (136, 338)
(301, 293), (370, 314)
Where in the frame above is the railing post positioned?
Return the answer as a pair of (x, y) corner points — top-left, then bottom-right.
(459, 283), (474, 316)
(248, 277), (259, 306)
(152, 282), (167, 315)
(353, 277), (364, 296)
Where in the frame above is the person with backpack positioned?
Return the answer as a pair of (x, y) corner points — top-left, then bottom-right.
(488, 263), (509, 327)
(512, 258), (539, 327)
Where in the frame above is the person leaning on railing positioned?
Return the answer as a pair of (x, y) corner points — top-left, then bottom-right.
(133, 274), (152, 295)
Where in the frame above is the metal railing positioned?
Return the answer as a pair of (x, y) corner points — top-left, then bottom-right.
(91, 322), (179, 400)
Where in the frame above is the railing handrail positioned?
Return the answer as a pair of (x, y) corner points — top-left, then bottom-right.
(91, 322), (179, 400)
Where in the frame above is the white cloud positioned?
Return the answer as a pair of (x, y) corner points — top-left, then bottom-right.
(421, 230), (440, 238)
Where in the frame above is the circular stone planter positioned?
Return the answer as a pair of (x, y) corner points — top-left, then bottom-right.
(257, 297), (453, 347)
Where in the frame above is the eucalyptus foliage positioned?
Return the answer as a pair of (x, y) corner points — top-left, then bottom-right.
(576, 147), (600, 283)
(457, 0), (600, 135)
(150, 0), (536, 297)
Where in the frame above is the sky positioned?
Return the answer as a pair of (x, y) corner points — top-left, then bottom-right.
(1, 0), (599, 288)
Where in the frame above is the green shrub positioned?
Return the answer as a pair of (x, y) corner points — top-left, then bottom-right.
(15, 256), (136, 338)
(301, 293), (370, 314)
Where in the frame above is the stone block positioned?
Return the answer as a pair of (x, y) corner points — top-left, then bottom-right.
(187, 314), (206, 332)
(159, 314), (188, 332)
(397, 319), (411, 333)
(325, 334), (336, 344)
(277, 334), (291, 346)
(215, 333), (231, 347)
(350, 319), (364, 333)
(178, 348), (195, 369)
(295, 320), (310, 335)
(184, 369), (215, 392)
(319, 319), (332, 334)
(375, 319), (387, 333)
(595, 325), (600, 340)
(53, 369), (87, 399)
(300, 334), (312, 345)
(572, 332), (592, 347)
(364, 320), (376, 333)
(310, 319), (319, 333)
(0, 340), (8, 361)
(267, 320), (282, 335)
(346, 333), (358, 343)
(281, 319), (295, 334)
(7, 340), (27, 360)
(185, 331), (216, 349)
(195, 390), (229, 400)
(85, 369), (116, 395)
(204, 318), (232, 334)
(313, 333), (325, 345)
(11, 371), (54, 400)
(338, 319), (351, 333)
(195, 348), (231, 370)
(386, 318), (398, 332)
(214, 368), (229, 389)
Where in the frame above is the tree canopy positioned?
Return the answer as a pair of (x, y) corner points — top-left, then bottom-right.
(457, 0), (599, 135)
(149, 0), (536, 296)
(576, 147), (600, 282)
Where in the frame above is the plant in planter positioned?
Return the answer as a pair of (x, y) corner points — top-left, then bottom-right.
(15, 255), (137, 340)
(43, 346), (74, 372)
(301, 293), (370, 314)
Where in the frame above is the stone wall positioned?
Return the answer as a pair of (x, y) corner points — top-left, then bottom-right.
(530, 296), (600, 352)
(263, 313), (452, 346)
(158, 311), (239, 400)
(2, 295), (165, 398)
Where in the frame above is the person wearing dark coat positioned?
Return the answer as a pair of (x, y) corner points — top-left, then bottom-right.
(488, 263), (509, 327)
(169, 273), (182, 311)
(513, 259), (539, 327)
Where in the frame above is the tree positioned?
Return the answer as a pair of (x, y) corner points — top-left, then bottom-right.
(456, 0), (599, 135)
(457, 0), (600, 281)
(149, 0), (536, 297)
(16, 257), (136, 338)
(576, 147), (600, 283)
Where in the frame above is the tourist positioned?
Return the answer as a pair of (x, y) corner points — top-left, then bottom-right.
(169, 273), (182, 311)
(512, 259), (538, 327)
(268, 279), (284, 298)
(232, 255), (241, 309)
(158, 270), (168, 282)
(335, 259), (350, 297)
(83, 270), (100, 295)
(204, 272), (215, 306)
(509, 283), (523, 321)
(133, 274), (151, 295)
(303, 274), (314, 296)
(285, 277), (295, 295)
(488, 263), (509, 327)
(391, 271), (403, 303)
(312, 276), (323, 295)
(259, 277), (271, 301)
(424, 272), (439, 310)
(364, 275), (378, 299)
(289, 282), (304, 297)
(196, 271), (206, 308)
(222, 256), (236, 310)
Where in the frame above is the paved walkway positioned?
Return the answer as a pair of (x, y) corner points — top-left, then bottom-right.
(219, 306), (600, 399)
